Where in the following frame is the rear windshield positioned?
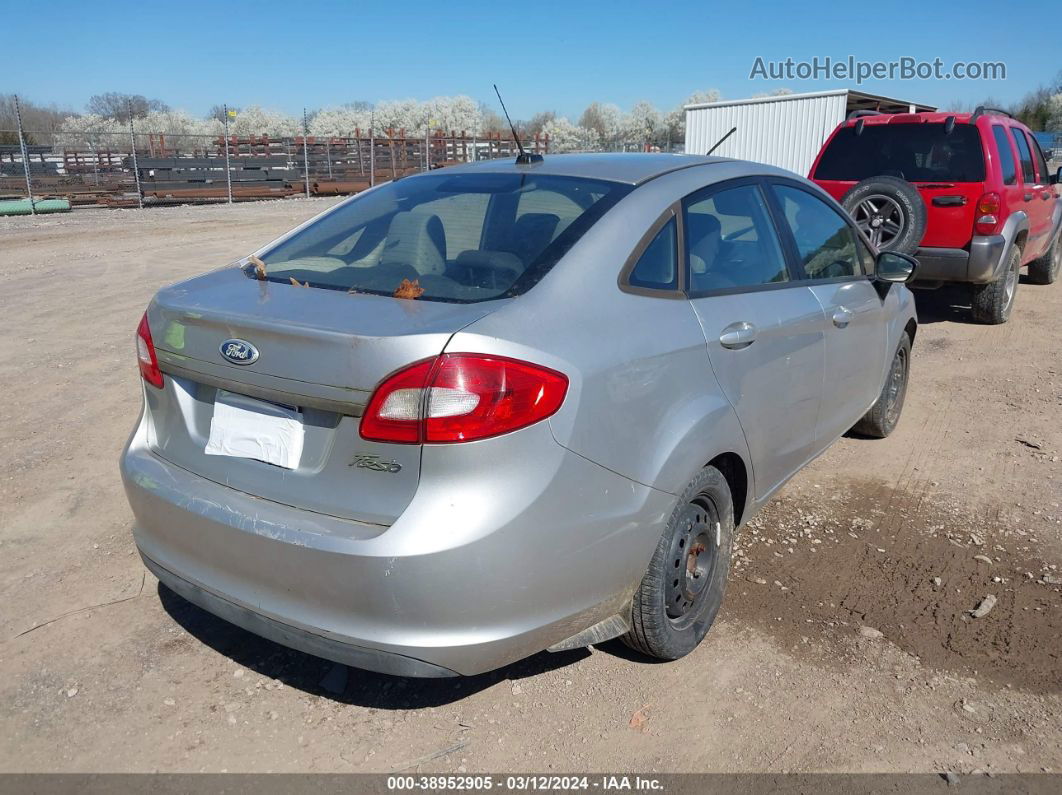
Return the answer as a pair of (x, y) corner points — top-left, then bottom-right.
(814, 123), (986, 183)
(254, 172), (631, 303)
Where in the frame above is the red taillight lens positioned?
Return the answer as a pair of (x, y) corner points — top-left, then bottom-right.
(360, 354), (569, 444)
(136, 312), (164, 389)
(974, 192), (1001, 235)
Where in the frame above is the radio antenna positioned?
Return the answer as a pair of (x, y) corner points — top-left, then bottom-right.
(706, 126), (737, 156)
(494, 84), (543, 164)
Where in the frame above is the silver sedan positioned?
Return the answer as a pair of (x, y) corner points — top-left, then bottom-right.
(121, 153), (917, 676)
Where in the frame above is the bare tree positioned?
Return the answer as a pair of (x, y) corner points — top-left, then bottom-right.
(524, 111), (556, 138)
(0, 94), (77, 145)
(477, 102), (508, 134)
(86, 93), (169, 123)
(208, 104), (240, 122)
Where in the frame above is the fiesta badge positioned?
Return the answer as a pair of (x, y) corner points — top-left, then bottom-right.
(219, 339), (259, 365)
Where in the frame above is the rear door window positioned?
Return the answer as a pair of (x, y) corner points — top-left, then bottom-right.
(814, 123), (985, 183)
(773, 185), (864, 279)
(1027, 132), (1050, 184)
(1009, 128), (1036, 184)
(683, 183), (789, 293)
(992, 126), (1018, 185)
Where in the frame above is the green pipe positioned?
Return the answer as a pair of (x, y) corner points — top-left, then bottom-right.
(0, 198), (72, 216)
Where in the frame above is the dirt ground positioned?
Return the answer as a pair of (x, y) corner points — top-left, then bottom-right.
(0, 199), (1059, 775)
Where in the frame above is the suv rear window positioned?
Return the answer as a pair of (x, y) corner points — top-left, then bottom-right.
(814, 123), (986, 183)
(255, 173), (631, 303)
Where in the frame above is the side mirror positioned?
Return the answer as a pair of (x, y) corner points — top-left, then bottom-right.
(875, 250), (917, 283)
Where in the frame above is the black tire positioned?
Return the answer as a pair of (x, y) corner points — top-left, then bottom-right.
(841, 176), (927, 254)
(623, 466), (734, 661)
(1028, 232), (1061, 285)
(853, 331), (912, 439)
(971, 246), (1020, 324)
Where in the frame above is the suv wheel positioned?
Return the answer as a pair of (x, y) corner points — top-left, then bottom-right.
(841, 176), (928, 255)
(853, 331), (911, 438)
(1028, 233), (1061, 285)
(971, 246), (1021, 324)
(623, 466), (734, 661)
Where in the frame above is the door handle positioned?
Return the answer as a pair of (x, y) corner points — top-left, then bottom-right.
(1024, 192), (1033, 201)
(832, 307), (853, 328)
(719, 321), (757, 349)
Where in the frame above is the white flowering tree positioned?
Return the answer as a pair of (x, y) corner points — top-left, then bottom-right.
(53, 113), (124, 150)
(228, 105), (299, 137)
(661, 89), (721, 148)
(423, 95), (482, 134)
(540, 117), (596, 153)
(622, 101), (662, 150)
(308, 106), (373, 137)
(578, 102), (623, 149)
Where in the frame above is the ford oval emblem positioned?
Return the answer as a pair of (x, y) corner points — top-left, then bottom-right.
(219, 339), (259, 365)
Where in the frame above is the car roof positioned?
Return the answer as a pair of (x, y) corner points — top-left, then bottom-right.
(434, 152), (733, 185)
(842, 111), (1027, 129)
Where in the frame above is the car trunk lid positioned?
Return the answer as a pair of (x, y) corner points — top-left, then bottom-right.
(143, 267), (498, 526)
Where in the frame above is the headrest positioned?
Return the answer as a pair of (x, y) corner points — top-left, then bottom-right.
(380, 211), (446, 275)
(711, 190), (754, 216)
(687, 211), (722, 241)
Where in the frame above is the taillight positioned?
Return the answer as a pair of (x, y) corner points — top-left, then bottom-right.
(360, 354), (569, 444)
(974, 192), (1001, 235)
(136, 312), (164, 389)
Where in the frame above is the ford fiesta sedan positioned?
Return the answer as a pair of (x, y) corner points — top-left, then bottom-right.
(121, 153), (918, 677)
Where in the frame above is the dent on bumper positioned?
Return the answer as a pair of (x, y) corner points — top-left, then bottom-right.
(120, 420), (672, 676)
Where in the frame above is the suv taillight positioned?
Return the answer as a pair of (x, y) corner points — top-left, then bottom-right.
(136, 313), (164, 389)
(360, 354), (568, 444)
(974, 192), (1001, 236)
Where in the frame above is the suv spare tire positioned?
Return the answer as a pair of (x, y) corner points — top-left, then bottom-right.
(840, 176), (927, 254)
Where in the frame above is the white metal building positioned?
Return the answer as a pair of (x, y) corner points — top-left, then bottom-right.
(685, 89), (936, 177)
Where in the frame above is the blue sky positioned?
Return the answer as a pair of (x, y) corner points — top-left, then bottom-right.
(7, 0), (1056, 119)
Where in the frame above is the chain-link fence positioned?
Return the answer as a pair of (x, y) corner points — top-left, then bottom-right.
(0, 98), (558, 215)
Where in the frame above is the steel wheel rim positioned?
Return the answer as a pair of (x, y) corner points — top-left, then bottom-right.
(885, 345), (908, 425)
(665, 497), (720, 627)
(854, 195), (905, 248)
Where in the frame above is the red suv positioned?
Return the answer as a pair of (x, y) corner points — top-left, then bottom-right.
(810, 107), (1061, 323)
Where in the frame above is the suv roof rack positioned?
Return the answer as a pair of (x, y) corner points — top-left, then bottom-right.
(847, 109), (882, 121)
(971, 106), (1013, 121)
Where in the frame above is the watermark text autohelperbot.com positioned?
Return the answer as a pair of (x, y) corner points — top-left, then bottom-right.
(750, 56), (1006, 83)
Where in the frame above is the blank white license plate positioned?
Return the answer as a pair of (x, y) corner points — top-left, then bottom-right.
(204, 390), (304, 470)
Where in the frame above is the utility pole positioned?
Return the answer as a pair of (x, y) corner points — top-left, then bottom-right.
(13, 95), (35, 215)
(302, 108), (311, 199)
(127, 100), (143, 209)
(369, 111), (375, 187)
(222, 104), (233, 204)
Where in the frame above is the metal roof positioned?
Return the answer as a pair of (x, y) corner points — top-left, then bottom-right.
(438, 152), (729, 185)
(685, 88), (936, 114)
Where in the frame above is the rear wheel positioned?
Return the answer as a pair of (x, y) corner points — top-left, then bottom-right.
(852, 332), (911, 439)
(623, 466), (734, 660)
(971, 246), (1020, 324)
(1028, 233), (1061, 285)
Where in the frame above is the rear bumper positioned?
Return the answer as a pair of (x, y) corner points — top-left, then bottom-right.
(142, 553), (458, 677)
(914, 236), (1005, 284)
(120, 412), (671, 677)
